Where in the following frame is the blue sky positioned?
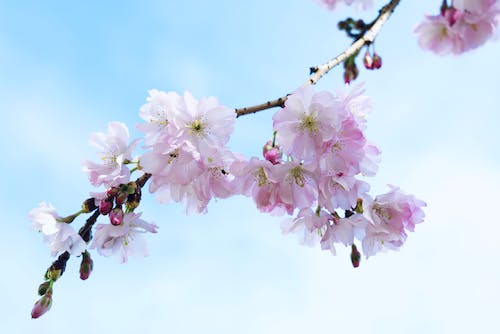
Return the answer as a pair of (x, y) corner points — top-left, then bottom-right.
(1, 1), (499, 333)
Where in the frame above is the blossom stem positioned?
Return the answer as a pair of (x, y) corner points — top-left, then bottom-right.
(78, 209), (100, 243)
(234, 0), (401, 117)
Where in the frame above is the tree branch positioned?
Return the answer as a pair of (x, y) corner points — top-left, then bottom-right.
(234, 0), (401, 118)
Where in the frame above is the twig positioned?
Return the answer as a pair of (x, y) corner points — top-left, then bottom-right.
(234, 0), (401, 117)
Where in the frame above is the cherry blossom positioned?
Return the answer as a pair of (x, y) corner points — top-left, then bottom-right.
(415, 1), (499, 55)
(90, 212), (158, 263)
(362, 186), (426, 257)
(29, 202), (86, 256)
(82, 122), (138, 188)
(273, 85), (344, 161)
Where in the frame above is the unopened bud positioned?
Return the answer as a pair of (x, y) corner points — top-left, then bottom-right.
(363, 50), (373, 70)
(82, 198), (97, 213)
(115, 191), (128, 205)
(99, 199), (113, 215)
(354, 198), (364, 214)
(79, 251), (93, 280)
(372, 52), (382, 69)
(263, 140), (282, 165)
(350, 244), (361, 268)
(110, 206), (124, 226)
(38, 281), (51, 296)
(31, 294), (52, 319)
(106, 186), (119, 198)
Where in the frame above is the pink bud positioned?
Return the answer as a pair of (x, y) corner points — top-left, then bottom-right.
(363, 50), (373, 69)
(31, 294), (52, 319)
(262, 140), (282, 165)
(99, 199), (112, 215)
(109, 207), (124, 226)
(372, 53), (382, 69)
(443, 7), (461, 27)
(350, 244), (361, 268)
(106, 186), (119, 198)
(79, 251), (93, 280)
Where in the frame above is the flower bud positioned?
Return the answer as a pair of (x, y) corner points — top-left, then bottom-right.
(350, 244), (361, 268)
(110, 206), (124, 226)
(82, 198), (97, 213)
(115, 191), (128, 205)
(372, 52), (382, 69)
(263, 140), (282, 165)
(31, 294), (52, 319)
(79, 251), (93, 280)
(343, 56), (359, 84)
(363, 50), (373, 70)
(99, 199), (112, 215)
(106, 186), (119, 198)
(354, 198), (364, 214)
(38, 281), (51, 296)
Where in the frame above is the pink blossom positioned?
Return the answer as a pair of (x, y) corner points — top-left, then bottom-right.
(137, 89), (180, 147)
(171, 92), (235, 152)
(320, 116), (367, 176)
(415, 3), (499, 55)
(281, 208), (330, 247)
(82, 122), (138, 188)
(231, 157), (292, 215)
(140, 143), (204, 191)
(455, 8), (499, 52)
(362, 221), (406, 258)
(272, 161), (319, 211)
(318, 174), (369, 211)
(415, 11), (464, 55)
(369, 185), (426, 233)
(90, 212), (158, 263)
(453, 0), (497, 14)
(273, 86), (344, 161)
(320, 214), (369, 255)
(29, 202), (86, 256)
(362, 186), (426, 257)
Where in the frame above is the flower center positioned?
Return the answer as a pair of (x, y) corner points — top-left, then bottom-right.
(288, 165), (305, 187)
(299, 113), (319, 133)
(254, 167), (269, 187)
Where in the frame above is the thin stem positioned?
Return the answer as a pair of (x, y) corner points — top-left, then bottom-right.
(234, 0), (401, 117)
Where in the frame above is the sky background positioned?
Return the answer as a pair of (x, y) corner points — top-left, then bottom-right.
(1, 0), (499, 333)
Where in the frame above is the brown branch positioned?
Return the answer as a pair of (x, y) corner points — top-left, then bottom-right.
(234, 0), (401, 118)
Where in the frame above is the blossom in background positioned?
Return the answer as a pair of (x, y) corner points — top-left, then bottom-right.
(415, 0), (499, 55)
(29, 202), (86, 256)
(91, 212), (158, 263)
(82, 122), (138, 188)
(315, 0), (373, 11)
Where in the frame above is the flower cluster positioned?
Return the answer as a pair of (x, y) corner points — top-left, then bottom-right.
(415, 0), (499, 55)
(138, 90), (237, 214)
(240, 85), (426, 259)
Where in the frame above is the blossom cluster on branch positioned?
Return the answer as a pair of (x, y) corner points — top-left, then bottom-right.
(415, 0), (499, 55)
(28, 0), (499, 318)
